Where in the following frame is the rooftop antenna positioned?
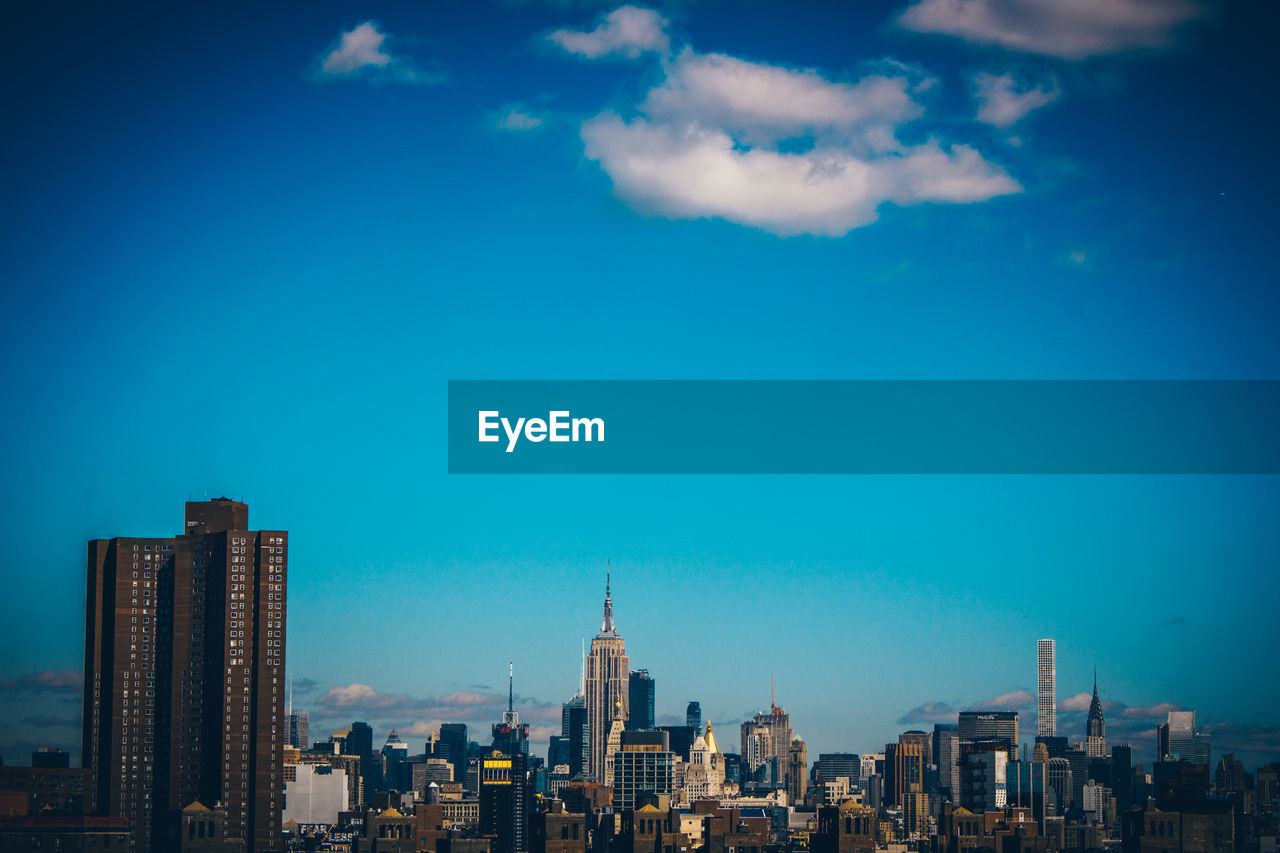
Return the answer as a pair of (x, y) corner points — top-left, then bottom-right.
(579, 639), (586, 695)
(771, 673), (775, 710)
(503, 660), (518, 726)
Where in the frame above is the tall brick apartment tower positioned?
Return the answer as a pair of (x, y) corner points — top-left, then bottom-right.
(83, 498), (288, 852)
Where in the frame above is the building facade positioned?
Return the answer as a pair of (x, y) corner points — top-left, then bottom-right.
(627, 671), (655, 731)
(82, 498), (287, 853)
(584, 575), (628, 783)
(1037, 639), (1056, 738)
(1086, 676), (1107, 758)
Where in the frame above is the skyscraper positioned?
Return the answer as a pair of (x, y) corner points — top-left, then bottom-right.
(560, 696), (587, 778)
(82, 498), (287, 852)
(958, 711), (1019, 757)
(493, 662), (530, 756)
(1166, 710), (1210, 765)
(480, 751), (530, 853)
(740, 685), (792, 786)
(349, 721), (376, 796)
(584, 572), (628, 782)
(612, 730), (675, 810)
(1037, 639), (1056, 738)
(627, 670), (655, 730)
(933, 724), (959, 803)
(286, 681), (309, 751)
(437, 724), (469, 784)
(786, 737), (808, 805)
(686, 701), (702, 735)
(1086, 674), (1107, 758)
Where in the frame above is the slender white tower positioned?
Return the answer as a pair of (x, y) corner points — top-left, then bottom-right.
(1037, 638), (1057, 738)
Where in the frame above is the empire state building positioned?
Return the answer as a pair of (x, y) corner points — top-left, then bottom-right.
(584, 573), (628, 782)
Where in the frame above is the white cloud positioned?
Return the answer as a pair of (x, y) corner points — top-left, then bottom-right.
(548, 5), (670, 59)
(1059, 691), (1094, 712)
(972, 72), (1059, 127)
(896, 0), (1205, 60)
(643, 51), (926, 148)
(317, 22), (443, 84)
(579, 50), (1018, 237)
(322, 22), (393, 74)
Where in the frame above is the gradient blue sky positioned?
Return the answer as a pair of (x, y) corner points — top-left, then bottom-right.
(2, 0), (1278, 770)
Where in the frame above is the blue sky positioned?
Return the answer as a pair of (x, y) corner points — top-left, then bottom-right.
(1, 0), (1278, 770)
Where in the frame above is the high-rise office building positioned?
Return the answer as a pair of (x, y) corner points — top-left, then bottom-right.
(958, 711), (1019, 757)
(480, 751), (531, 853)
(932, 724), (959, 803)
(786, 737), (808, 804)
(740, 685), (793, 782)
(1166, 710), (1210, 766)
(960, 745), (1008, 812)
(493, 662), (530, 756)
(348, 721), (376, 796)
(1037, 639), (1056, 738)
(560, 696), (587, 778)
(898, 731), (931, 768)
(1086, 675), (1107, 758)
(627, 670), (655, 730)
(886, 738), (925, 809)
(437, 724), (469, 785)
(686, 701), (702, 735)
(612, 731), (675, 810)
(286, 683), (308, 751)
(585, 573), (628, 782)
(82, 498), (287, 852)
(815, 754), (860, 786)
(287, 712), (309, 752)
(381, 730), (410, 793)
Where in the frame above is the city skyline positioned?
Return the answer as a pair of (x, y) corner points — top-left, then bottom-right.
(2, 0), (1279, 783)
(2, 523), (1272, 772)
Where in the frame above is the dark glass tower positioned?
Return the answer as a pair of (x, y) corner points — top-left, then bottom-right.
(438, 723), (468, 783)
(627, 670), (655, 730)
(349, 721), (377, 796)
(561, 696), (587, 777)
(686, 701), (702, 735)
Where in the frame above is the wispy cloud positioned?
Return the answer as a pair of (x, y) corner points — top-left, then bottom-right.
(968, 689), (1035, 710)
(0, 670), (81, 693)
(21, 714), (80, 729)
(306, 682), (562, 744)
(292, 677), (319, 696)
(315, 22), (444, 84)
(495, 105), (547, 132)
(548, 5), (670, 60)
(898, 701), (959, 725)
(972, 72), (1059, 127)
(896, 0), (1206, 60)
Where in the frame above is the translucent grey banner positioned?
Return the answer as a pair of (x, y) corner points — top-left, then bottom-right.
(447, 380), (1280, 474)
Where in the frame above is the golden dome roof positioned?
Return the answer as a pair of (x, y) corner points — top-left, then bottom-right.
(704, 723), (718, 754)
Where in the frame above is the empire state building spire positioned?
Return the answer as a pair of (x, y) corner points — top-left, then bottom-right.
(585, 563), (628, 781)
(600, 565), (617, 636)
